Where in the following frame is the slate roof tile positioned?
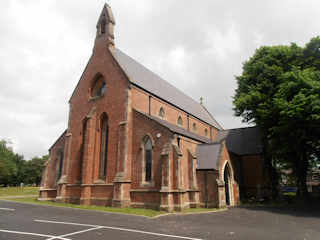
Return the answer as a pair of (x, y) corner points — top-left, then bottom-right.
(113, 48), (222, 130)
(134, 109), (212, 144)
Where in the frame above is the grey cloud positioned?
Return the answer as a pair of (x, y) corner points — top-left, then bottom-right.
(1, 0), (319, 158)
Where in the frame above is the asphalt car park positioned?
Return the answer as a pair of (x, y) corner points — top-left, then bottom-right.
(0, 200), (319, 240)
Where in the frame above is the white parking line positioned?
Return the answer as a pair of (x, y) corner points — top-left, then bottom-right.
(0, 208), (15, 211)
(35, 219), (203, 240)
(0, 229), (71, 240)
(46, 227), (104, 240)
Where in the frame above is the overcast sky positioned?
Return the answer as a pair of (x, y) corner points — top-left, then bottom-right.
(1, 0), (319, 159)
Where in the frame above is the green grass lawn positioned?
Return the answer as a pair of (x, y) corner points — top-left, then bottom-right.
(4, 197), (226, 217)
(0, 187), (225, 218)
(5, 197), (166, 218)
(0, 187), (39, 197)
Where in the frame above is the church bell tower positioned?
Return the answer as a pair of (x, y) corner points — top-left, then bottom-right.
(95, 4), (115, 49)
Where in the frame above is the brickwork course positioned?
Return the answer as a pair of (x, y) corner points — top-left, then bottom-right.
(39, 4), (269, 211)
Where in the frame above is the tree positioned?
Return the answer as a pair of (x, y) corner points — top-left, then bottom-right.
(0, 139), (48, 186)
(24, 155), (48, 185)
(233, 37), (320, 200)
(0, 140), (17, 186)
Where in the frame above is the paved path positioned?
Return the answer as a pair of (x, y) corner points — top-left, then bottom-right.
(0, 200), (319, 240)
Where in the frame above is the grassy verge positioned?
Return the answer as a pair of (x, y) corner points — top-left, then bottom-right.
(1, 187), (227, 217)
(4, 197), (166, 218)
(3, 196), (226, 218)
(0, 187), (39, 197)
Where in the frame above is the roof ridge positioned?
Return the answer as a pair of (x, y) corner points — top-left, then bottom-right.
(49, 129), (67, 151)
(200, 104), (224, 130)
(223, 126), (258, 131)
(114, 48), (222, 130)
(115, 48), (204, 106)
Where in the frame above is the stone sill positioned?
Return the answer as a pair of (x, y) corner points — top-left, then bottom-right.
(186, 189), (200, 192)
(88, 95), (104, 102)
(130, 189), (159, 193)
(140, 181), (154, 188)
(66, 184), (81, 187)
(160, 189), (187, 193)
(81, 183), (113, 187)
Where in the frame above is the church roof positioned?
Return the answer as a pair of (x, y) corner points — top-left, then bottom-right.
(196, 126), (262, 170)
(196, 143), (223, 170)
(113, 48), (222, 130)
(134, 109), (212, 144)
(216, 126), (263, 156)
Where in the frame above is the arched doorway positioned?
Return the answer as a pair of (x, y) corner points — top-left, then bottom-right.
(224, 163), (232, 206)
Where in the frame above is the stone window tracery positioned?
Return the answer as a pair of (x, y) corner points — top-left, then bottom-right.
(91, 75), (106, 99)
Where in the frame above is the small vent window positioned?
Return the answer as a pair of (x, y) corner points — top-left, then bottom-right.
(205, 129), (208, 137)
(159, 107), (165, 118)
(177, 116), (183, 126)
(192, 123), (197, 132)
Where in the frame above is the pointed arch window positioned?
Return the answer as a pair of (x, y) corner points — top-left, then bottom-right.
(91, 75), (106, 99)
(177, 116), (183, 126)
(144, 137), (153, 182)
(80, 118), (88, 182)
(57, 150), (64, 180)
(158, 107), (165, 119)
(99, 114), (109, 179)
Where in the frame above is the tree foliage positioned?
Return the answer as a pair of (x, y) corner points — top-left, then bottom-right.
(0, 139), (47, 186)
(233, 37), (320, 199)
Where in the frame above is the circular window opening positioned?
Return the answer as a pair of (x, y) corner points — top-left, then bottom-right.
(91, 75), (106, 98)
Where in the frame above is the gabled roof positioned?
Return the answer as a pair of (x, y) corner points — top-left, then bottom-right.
(113, 48), (222, 130)
(216, 126), (263, 156)
(196, 126), (263, 170)
(134, 109), (212, 144)
(196, 143), (223, 170)
(48, 129), (67, 151)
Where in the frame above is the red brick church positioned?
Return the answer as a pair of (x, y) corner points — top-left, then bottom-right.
(39, 4), (267, 211)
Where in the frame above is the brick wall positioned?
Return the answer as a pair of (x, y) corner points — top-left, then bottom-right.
(39, 131), (66, 199)
(240, 154), (264, 197)
(197, 170), (219, 207)
(131, 85), (218, 140)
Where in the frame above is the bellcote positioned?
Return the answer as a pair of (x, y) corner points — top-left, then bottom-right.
(96, 4), (116, 48)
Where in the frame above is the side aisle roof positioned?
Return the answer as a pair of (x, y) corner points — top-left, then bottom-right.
(134, 109), (212, 144)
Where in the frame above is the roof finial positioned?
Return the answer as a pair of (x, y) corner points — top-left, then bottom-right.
(200, 97), (203, 105)
(95, 3), (116, 48)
